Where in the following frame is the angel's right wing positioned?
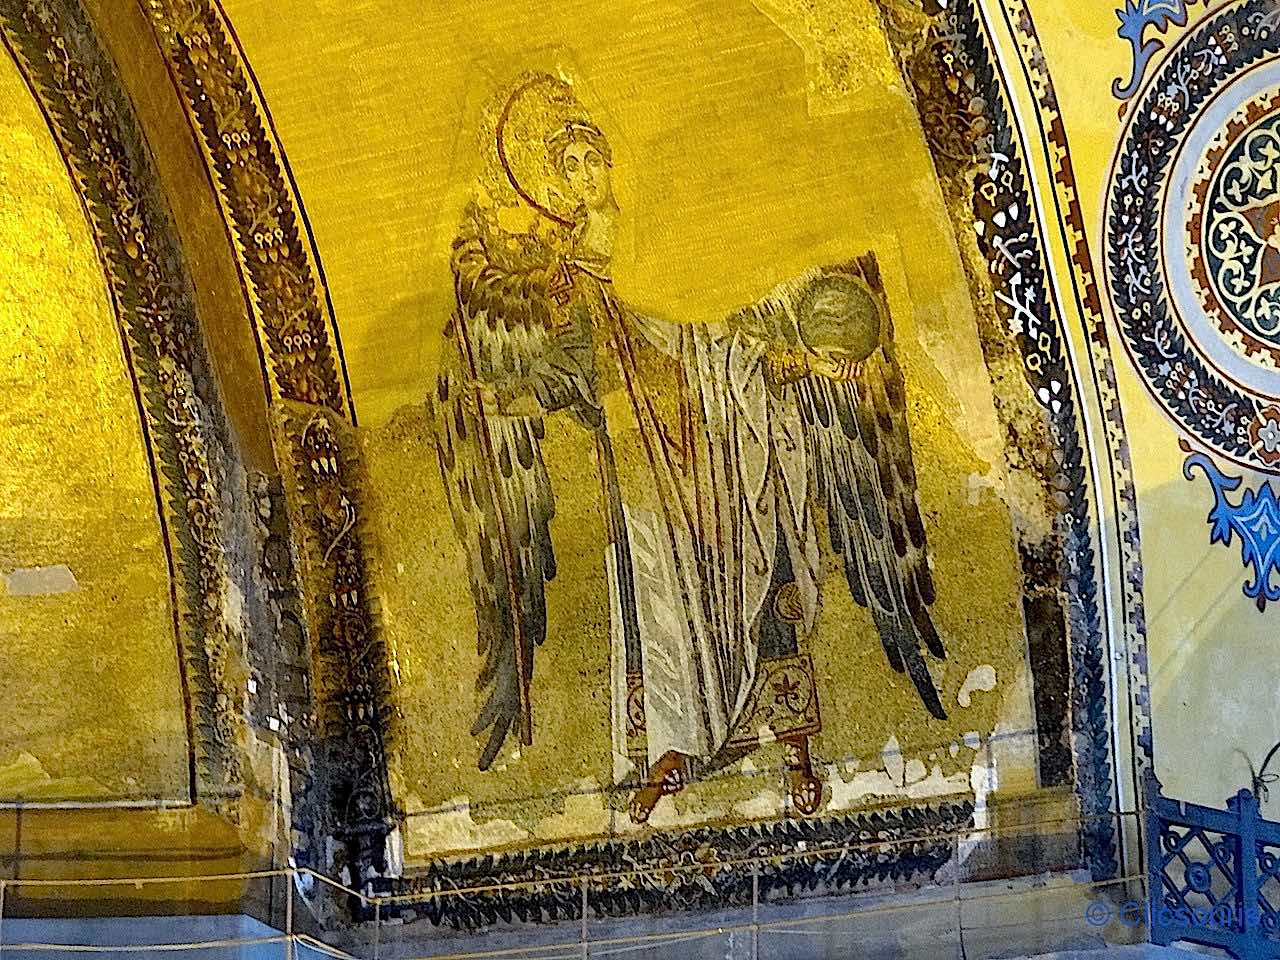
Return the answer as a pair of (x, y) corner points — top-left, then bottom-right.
(430, 206), (559, 771)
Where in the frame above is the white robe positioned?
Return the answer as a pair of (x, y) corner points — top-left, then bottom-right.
(606, 308), (819, 775)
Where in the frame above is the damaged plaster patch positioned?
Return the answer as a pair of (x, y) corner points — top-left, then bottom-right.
(967, 472), (993, 505)
(531, 779), (611, 840)
(882, 734), (905, 785)
(958, 664), (997, 708)
(2, 564), (78, 596)
(222, 580), (245, 630)
(402, 796), (529, 855)
(824, 761), (969, 811)
(734, 787), (785, 819)
(0, 751), (108, 798)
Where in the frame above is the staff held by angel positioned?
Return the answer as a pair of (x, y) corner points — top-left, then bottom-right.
(431, 72), (948, 823)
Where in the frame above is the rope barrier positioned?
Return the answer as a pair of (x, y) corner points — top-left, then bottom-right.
(3, 870), (290, 889)
(375, 808), (1141, 904)
(374, 872), (1146, 960)
(0, 812), (1147, 959)
(0, 808), (1140, 904)
(293, 933), (363, 960)
(0, 870), (1147, 959)
(0, 936), (290, 952)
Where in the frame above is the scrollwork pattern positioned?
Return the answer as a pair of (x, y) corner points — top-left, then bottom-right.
(0, 0), (245, 795)
(1105, 1), (1280, 473)
(1204, 116), (1280, 344)
(141, 0), (398, 881)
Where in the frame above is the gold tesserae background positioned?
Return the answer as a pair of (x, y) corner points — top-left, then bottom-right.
(0, 45), (189, 801)
(221, 0), (1038, 858)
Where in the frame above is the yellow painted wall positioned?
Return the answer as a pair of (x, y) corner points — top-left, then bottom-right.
(1023, 0), (1280, 810)
(0, 47), (189, 800)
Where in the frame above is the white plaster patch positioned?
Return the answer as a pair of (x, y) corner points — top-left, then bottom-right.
(3, 564), (78, 596)
(403, 797), (529, 854)
(734, 787), (785, 819)
(823, 764), (897, 809)
(934, 752), (999, 885)
(824, 761), (969, 811)
(882, 734), (905, 785)
(966, 472), (992, 505)
(903, 758), (927, 784)
(958, 664), (997, 707)
(222, 581), (245, 630)
(901, 764), (970, 800)
(384, 827), (404, 878)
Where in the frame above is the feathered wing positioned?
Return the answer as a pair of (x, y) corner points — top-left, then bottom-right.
(798, 282), (947, 721)
(430, 207), (559, 770)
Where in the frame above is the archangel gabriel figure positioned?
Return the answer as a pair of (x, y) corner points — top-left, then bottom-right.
(430, 72), (948, 823)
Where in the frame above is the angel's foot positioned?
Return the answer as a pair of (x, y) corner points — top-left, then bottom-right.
(788, 770), (822, 815)
(783, 736), (824, 817)
(628, 751), (688, 824)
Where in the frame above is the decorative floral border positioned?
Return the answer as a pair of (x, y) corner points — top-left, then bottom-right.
(888, 0), (1126, 880)
(960, 0), (1123, 879)
(389, 799), (974, 926)
(0, 0), (245, 798)
(1187, 89), (1280, 372)
(139, 0), (397, 877)
(1104, 0), (1280, 474)
(994, 0), (1157, 871)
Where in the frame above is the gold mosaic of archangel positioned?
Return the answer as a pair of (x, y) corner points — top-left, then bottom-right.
(428, 73), (948, 822)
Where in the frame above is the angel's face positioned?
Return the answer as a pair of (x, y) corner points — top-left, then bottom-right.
(562, 140), (613, 212)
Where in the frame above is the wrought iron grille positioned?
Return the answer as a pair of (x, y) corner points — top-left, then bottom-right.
(1147, 770), (1280, 958)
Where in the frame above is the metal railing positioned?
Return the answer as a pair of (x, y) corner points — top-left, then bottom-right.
(1146, 770), (1280, 958)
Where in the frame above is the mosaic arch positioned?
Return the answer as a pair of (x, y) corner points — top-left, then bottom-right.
(0, 28), (190, 802)
(0, 0), (326, 868)
(0, 0), (250, 799)
(2, 0), (1159, 927)
(215, 0), (1147, 914)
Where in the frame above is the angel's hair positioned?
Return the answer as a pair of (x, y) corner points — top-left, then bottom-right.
(546, 120), (613, 178)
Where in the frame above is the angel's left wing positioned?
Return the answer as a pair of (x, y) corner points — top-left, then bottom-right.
(800, 338), (948, 721)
